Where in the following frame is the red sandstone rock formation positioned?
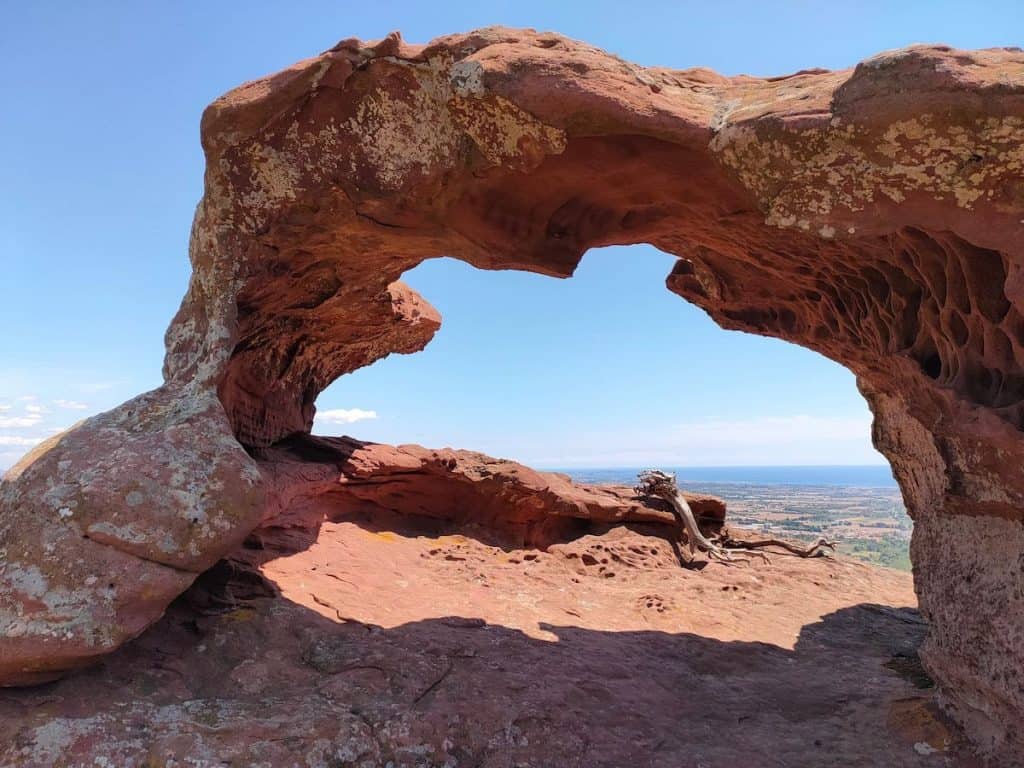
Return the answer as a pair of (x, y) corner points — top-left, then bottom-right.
(2, 27), (1023, 760)
(253, 434), (725, 547)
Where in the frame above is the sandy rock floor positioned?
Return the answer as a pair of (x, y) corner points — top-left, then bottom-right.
(0, 514), (972, 767)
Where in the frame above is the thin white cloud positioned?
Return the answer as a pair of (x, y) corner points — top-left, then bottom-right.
(0, 435), (43, 447)
(519, 413), (883, 468)
(25, 404), (48, 415)
(15, 395), (37, 401)
(79, 381), (123, 393)
(315, 408), (378, 425)
(668, 414), (872, 446)
(54, 399), (88, 410)
(0, 415), (41, 428)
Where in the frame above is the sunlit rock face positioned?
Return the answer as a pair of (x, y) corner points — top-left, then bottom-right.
(1, 26), (1023, 757)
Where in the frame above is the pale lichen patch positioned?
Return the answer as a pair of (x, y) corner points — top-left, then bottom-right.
(711, 114), (1024, 234)
(0, 562), (118, 647)
(450, 59), (484, 96)
(451, 94), (566, 169)
(345, 75), (462, 191)
(208, 50), (566, 235)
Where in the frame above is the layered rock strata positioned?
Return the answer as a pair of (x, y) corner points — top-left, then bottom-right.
(252, 434), (725, 547)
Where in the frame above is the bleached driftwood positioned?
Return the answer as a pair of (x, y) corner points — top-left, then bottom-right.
(634, 469), (836, 565)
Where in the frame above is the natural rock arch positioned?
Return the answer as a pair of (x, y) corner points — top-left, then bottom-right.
(2, 27), (1023, 759)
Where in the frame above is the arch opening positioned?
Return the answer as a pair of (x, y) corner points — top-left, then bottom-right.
(293, 245), (909, 568)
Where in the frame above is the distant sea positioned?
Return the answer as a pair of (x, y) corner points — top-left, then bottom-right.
(550, 465), (898, 488)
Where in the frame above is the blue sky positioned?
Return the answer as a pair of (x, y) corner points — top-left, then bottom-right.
(2, 2), (1020, 469)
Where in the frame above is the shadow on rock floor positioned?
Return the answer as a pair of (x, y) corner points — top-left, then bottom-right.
(0, 519), (972, 768)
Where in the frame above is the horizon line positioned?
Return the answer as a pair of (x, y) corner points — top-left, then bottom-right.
(537, 463), (893, 470)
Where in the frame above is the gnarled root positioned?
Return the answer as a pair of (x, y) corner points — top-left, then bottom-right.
(635, 469), (835, 566)
(719, 535), (836, 559)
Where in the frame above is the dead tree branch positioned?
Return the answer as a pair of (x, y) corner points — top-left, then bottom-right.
(635, 469), (835, 565)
